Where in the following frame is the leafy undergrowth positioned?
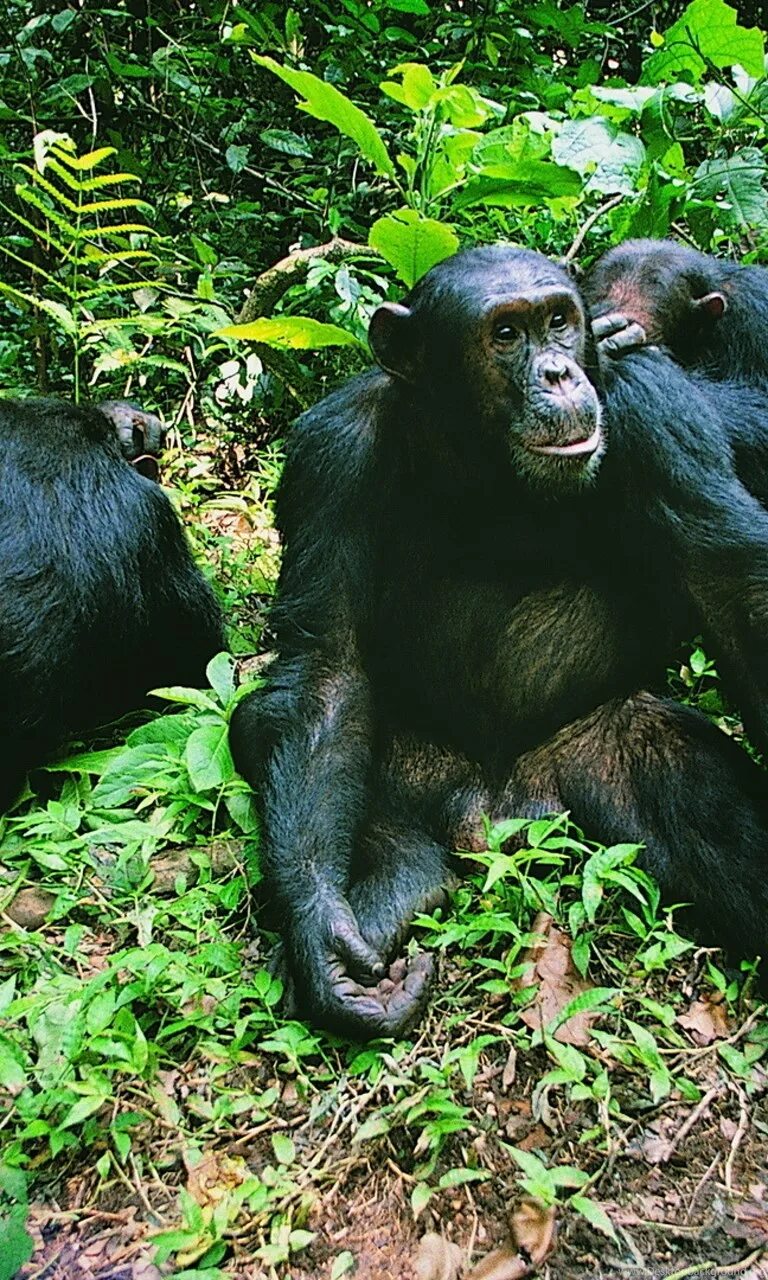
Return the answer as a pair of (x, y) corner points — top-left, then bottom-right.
(2, 474), (768, 1280)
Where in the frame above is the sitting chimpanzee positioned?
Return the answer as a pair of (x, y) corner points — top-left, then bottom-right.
(584, 239), (768, 503)
(0, 397), (224, 810)
(230, 244), (768, 1040)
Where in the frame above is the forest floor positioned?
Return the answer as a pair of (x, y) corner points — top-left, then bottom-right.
(5, 444), (768, 1280)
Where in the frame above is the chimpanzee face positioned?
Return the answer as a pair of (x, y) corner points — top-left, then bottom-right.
(369, 245), (604, 491)
(584, 239), (727, 359)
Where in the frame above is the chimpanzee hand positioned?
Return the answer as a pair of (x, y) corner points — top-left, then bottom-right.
(592, 311), (650, 362)
(284, 891), (434, 1040)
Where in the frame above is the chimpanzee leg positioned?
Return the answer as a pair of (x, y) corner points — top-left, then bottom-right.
(501, 693), (768, 965)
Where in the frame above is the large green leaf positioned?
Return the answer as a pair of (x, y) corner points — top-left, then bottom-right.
(552, 118), (646, 195)
(253, 56), (394, 178)
(185, 722), (235, 791)
(217, 316), (362, 349)
(693, 147), (768, 228)
(368, 209), (458, 287)
(455, 160), (582, 209)
(642, 0), (764, 85)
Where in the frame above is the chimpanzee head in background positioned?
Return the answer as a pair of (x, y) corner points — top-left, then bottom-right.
(368, 245), (605, 490)
(98, 399), (166, 480)
(584, 239), (729, 367)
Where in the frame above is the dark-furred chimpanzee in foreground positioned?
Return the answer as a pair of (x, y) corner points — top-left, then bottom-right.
(230, 244), (768, 1040)
(0, 397), (224, 810)
(584, 239), (768, 504)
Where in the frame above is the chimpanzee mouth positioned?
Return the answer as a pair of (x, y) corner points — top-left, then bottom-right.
(528, 422), (603, 458)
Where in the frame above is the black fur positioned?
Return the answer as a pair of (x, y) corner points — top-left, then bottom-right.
(231, 245), (768, 1039)
(0, 397), (224, 807)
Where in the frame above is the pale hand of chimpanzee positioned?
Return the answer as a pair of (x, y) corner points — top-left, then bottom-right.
(592, 311), (651, 362)
(280, 890), (434, 1039)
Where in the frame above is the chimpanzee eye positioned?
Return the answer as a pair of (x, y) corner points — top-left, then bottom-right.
(493, 321), (518, 342)
(550, 311), (569, 331)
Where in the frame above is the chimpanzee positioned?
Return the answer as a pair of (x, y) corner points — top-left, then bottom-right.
(584, 239), (768, 503)
(230, 244), (768, 1040)
(0, 396), (224, 810)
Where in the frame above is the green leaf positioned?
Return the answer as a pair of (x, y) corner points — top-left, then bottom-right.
(455, 159), (582, 209)
(60, 1093), (109, 1129)
(642, 0), (765, 84)
(217, 316), (362, 349)
(386, 0), (430, 13)
(571, 1195), (619, 1243)
(552, 118), (646, 195)
(332, 1250), (357, 1278)
(185, 722), (234, 792)
(271, 1132), (296, 1165)
(0, 1208), (34, 1280)
(225, 144), (250, 173)
(410, 1183), (433, 1218)
(253, 56), (394, 178)
(380, 63), (436, 110)
(206, 652), (236, 705)
(0, 1039), (27, 1095)
(368, 209), (458, 287)
(260, 128), (313, 158)
(693, 148), (768, 229)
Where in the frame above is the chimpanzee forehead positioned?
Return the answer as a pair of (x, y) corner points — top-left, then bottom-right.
(409, 246), (577, 319)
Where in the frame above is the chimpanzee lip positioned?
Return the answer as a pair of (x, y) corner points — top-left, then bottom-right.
(528, 422), (602, 458)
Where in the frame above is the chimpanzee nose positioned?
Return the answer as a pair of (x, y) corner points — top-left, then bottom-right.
(541, 355), (571, 385)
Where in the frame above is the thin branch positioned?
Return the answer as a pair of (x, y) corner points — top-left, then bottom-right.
(237, 237), (382, 323)
(563, 194), (623, 264)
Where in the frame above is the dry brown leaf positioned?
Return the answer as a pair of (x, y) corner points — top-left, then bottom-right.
(677, 995), (731, 1045)
(413, 1231), (464, 1280)
(466, 1198), (556, 1280)
(501, 1046), (517, 1090)
(5, 886), (56, 929)
(184, 1149), (248, 1207)
(516, 913), (597, 1046)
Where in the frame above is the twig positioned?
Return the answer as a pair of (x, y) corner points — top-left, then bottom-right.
(685, 1151), (721, 1220)
(563, 194), (623, 264)
(660, 1083), (724, 1163)
(237, 237), (382, 323)
(724, 1084), (750, 1193)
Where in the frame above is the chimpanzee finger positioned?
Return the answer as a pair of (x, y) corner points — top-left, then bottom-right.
(331, 952), (435, 1038)
(331, 918), (386, 982)
(599, 321), (648, 358)
(591, 311), (632, 339)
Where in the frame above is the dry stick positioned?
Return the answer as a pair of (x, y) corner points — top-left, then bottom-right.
(685, 1151), (721, 1221)
(660, 1083), (724, 1164)
(724, 1084), (751, 1194)
(562, 194), (623, 265)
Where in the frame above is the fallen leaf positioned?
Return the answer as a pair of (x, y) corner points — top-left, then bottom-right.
(5, 886), (56, 929)
(414, 1232), (464, 1280)
(185, 1148), (248, 1207)
(466, 1198), (556, 1279)
(677, 996), (731, 1045)
(502, 1046), (517, 1090)
(516, 913), (597, 1046)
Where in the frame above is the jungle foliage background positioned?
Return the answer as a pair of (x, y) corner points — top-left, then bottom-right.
(3, 3), (768, 1279)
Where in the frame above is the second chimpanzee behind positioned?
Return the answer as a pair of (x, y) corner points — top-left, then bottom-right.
(0, 397), (224, 808)
(231, 245), (768, 1040)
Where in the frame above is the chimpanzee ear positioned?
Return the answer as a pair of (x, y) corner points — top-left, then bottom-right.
(692, 291), (727, 321)
(369, 303), (416, 381)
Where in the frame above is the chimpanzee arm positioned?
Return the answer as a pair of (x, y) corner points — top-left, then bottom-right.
(230, 374), (432, 1036)
(600, 349), (768, 749)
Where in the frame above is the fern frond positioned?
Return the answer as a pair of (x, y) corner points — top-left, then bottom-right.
(17, 168), (83, 217)
(43, 159), (142, 193)
(49, 144), (118, 171)
(81, 247), (155, 265)
(0, 202), (71, 258)
(15, 183), (80, 238)
(77, 197), (154, 216)
(0, 282), (77, 334)
(0, 240), (63, 285)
